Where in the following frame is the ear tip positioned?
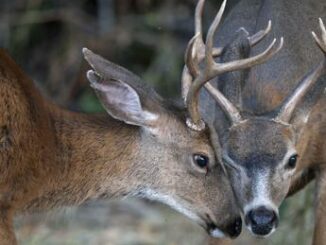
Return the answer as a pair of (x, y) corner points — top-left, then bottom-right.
(82, 47), (95, 61)
(82, 47), (89, 55)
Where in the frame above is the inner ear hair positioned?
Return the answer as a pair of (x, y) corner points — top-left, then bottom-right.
(87, 70), (160, 128)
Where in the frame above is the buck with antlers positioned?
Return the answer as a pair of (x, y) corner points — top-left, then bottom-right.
(0, 0), (289, 242)
(183, 0), (326, 243)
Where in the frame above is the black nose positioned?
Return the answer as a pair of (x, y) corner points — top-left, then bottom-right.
(246, 207), (277, 236)
(206, 217), (242, 238)
(225, 217), (242, 238)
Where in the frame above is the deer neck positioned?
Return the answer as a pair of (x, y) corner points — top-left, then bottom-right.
(24, 106), (153, 211)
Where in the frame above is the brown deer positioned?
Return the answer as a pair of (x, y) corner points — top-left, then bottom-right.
(0, 48), (239, 244)
(0, 47), (240, 244)
(183, 0), (326, 243)
(0, 0), (286, 242)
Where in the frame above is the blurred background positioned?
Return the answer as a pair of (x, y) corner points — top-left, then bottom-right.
(0, 0), (315, 244)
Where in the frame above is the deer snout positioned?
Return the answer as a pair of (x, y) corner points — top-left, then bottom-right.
(245, 206), (278, 237)
(225, 217), (242, 238)
(206, 216), (242, 238)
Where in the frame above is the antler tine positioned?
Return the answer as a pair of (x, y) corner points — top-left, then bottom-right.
(211, 37), (283, 75)
(181, 66), (193, 103)
(248, 20), (272, 46)
(204, 83), (242, 123)
(181, 0), (205, 106)
(312, 18), (326, 53)
(181, 34), (200, 103)
(181, 0), (224, 105)
(195, 0), (224, 58)
(277, 18), (326, 123)
(195, 0), (204, 40)
(185, 34), (201, 77)
(205, 0), (227, 69)
(184, 0), (227, 130)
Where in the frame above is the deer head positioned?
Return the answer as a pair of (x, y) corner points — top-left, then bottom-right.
(183, 1), (326, 237)
(81, 44), (242, 238)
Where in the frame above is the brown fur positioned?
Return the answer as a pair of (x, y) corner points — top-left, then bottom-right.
(0, 49), (241, 244)
(201, 0), (326, 241)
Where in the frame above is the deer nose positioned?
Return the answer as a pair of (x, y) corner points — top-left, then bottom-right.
(245, 206), (278, 236)
(206, 216), (242, 238)
(225, 217), (242, 238)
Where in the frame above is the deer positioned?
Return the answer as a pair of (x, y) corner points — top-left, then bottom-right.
(0, 47), (239, 244)
(0, 47), (240, 244)
(0, 0), (290, 243)
(182, 0), (326, 243)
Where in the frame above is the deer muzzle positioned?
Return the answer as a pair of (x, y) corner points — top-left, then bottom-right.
(245, 206), (279, 237)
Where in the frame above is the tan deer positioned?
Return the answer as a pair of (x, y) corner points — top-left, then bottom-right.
(0, 47), (240, 244)
(183, 0), (326, 243)
(0, 0), (286, 242)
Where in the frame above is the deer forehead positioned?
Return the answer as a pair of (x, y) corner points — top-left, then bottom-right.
(226, 119), (294, 160)
(157, 112), (213, 147)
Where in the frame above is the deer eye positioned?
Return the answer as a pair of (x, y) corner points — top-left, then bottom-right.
(193, 154), (209, 169)
(287, 154), (298, 169)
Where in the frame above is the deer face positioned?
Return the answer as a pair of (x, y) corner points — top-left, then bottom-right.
(183, 5), (325, 236)
(83, 48), (242, 239)
(179, 0), (285, 236)
(136, 116), (242, 239)
(221, 118), (297, 237)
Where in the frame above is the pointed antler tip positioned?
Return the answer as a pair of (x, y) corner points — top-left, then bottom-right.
(318, 18), (326, 31)
(280, 37), (284, 44)
(279, 37), (284, 49)
(221, 0), (227, 11)
(196, 0), (205, 13)
(320, 18), (326, 29)
(271, 38), (277, 46)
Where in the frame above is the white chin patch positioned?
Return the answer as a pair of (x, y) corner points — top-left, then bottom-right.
(210, 228), (225, 238)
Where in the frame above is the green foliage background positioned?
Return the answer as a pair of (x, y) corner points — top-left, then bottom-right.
(0, 0), (315, 244)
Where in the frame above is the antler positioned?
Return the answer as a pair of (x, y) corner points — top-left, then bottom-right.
(248, 20), (272, 46)
(277, 18), (326, 123)
(182, 0), (283, 130)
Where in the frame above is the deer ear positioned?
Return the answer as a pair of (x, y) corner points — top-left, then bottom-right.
(83, 48), (162, 128)
(87, 71), (158, 127)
